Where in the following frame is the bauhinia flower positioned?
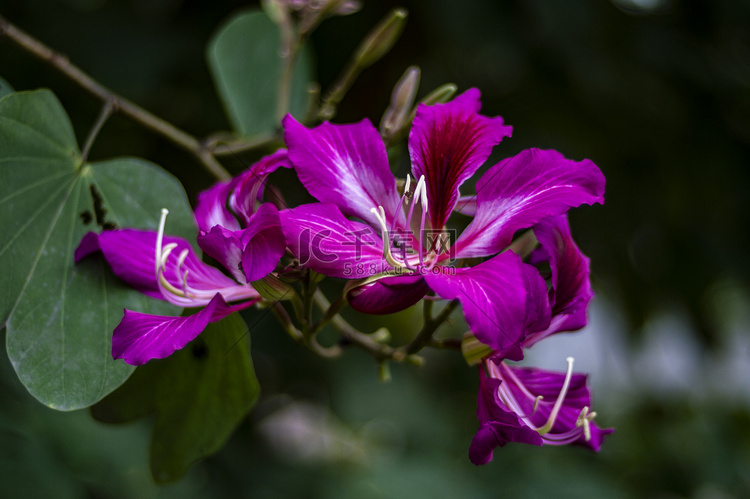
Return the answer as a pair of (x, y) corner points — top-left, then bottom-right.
(468, 214), (613, 464)
(279, 88), (605, 360)
(75, 152), (289, 365)
(470, 357), (613, 464)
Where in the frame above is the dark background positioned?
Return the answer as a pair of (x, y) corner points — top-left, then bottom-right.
(1, 0), (750, 497)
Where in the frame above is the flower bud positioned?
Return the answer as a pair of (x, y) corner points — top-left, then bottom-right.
(380, 66), (420, 139)
(353, 8), (408, 70)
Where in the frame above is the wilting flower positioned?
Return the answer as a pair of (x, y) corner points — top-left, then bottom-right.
(75, 152), (289, 365)
(280, 89), (605, 360)
(468, 215), (613, 464)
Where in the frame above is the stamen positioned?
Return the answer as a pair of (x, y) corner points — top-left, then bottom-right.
(177, 248), (190, 270)
(404, 173), (411, 199)
(418, 176), (429, 267)
(160, 243), (178, 271)
(155, 208), (169, 275)
(576, 406), (597, 442)
(370, 206), (405, 270)
(537, 356), (576, 435)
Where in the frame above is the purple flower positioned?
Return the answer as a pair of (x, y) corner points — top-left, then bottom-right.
(468, 215), (612, 464)
(469, 357), (614, 465)
(280, 88), (605, 359)
(75, 152), (289, 365)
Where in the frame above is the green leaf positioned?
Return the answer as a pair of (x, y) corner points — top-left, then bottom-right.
(207, 9), (314, 136)
(91, 313), (260, 483)
(0, 89), (195, 410)
(0, 77), (14, 99)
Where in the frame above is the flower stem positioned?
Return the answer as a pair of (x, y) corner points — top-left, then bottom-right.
(0, 14), (231, 181)
(402, 298), (460, 355)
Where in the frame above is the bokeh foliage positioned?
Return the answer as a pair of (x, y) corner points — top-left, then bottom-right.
(1, 0), (749, 497)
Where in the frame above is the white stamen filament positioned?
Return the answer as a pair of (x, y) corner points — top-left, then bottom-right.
(371, 206), (405, 270)
(155, 208), (169, 275)
(537, 356), (576, 435)
(160, 243), (178, 271)
(177, 248), (189, 270)
(404, 173), (411, 198)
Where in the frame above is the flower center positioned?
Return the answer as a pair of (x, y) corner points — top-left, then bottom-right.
(370, 174), (434, 273)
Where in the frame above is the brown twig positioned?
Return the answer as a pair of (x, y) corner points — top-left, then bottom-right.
(0, 14), (231, 181)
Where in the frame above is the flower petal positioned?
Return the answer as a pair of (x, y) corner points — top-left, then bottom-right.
(524, 215), (594, 347)
(493, 361), (614, 450)
(112, 293), (253, 365)
(76, 229), (255, 305)
(470, 370), (543, 465)
(283, 115), (403, 229)
(409, 88), (512, 230)
(239, 203), (286, 282)
(346, 274), (429, 315)
(454, 148), (605, 258)
(194, 150), (291, 232)
(424, 251), (550, 360)
(197, 203), (285, 284)
(196, 225), (246, 283)
(280, 203), (390, 279)
(194, 178), (238, 232)
(229, 150), (291, 226)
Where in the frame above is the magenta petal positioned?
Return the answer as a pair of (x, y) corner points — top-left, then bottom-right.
(409, 88), (512, 229)
(77, 229), (252, 305)
(280, 203), (389, 279)
(112, 293), (253, 365)
(229, 150), (291, 226)
(194, 178), (238, 232)
(503, 364), (614, 450)
(470, 370), (543, 465)
(524, 215), (594, 347)
(424, 252), (550, 361)
(455, 148), (605, 258)
(197, 225), (246, 283)
(347, 274), (429, 315)
(283, 115), (403, 229)
(239, 203), (286, 282)
(194, 150), (291, 232)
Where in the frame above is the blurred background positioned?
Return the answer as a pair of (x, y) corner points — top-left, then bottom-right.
(2, 0), (750, 497)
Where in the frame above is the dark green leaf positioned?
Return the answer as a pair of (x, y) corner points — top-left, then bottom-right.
(0, 77), (14, 99)
(92, 313), (260, 483)
(0, 90), (195, 410)
(207, 9), (314, 136)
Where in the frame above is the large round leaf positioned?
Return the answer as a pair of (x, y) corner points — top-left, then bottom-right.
(207, 9), (314, 137)
(0, 90), (196, 410)
(92, 313), (260, 483)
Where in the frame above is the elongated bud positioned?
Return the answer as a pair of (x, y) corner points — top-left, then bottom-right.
(251, 274), (296, 302)
(380, 66), (420, 139)
(418, 83), (458, 107)
(354, 8), (408, 69)
(461, 332), (493, 366)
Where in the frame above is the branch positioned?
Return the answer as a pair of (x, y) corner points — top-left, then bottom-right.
(0, 14), (231, 181)
(402, 298), (460, 355)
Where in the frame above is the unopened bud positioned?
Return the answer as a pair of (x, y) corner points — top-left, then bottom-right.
(417, 83), (458, 108)
(380, 66), (420, 138)
(354, 8), (408, 69)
